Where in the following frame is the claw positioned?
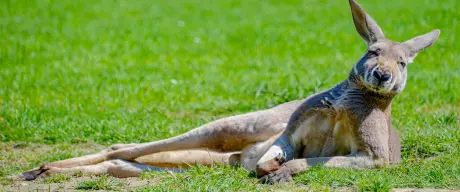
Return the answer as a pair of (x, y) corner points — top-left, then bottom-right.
(255, 154), (286, 177)
(258, 167), (293, 185)
(21, 164), (51, 181)
(258, 175), (271, 184)
(274, 154), (287, 165)
(21, 169), (43, 181)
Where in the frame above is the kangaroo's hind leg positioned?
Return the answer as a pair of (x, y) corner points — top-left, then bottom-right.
(39, 143), (141, 169)
(20, 110), (282, 180)
(27, 150), (237, 179)
(106, 109), (288, 161)
(37, 160), (181, 178)
(20, 100), (302, 180)
(20, 143), (140, 180)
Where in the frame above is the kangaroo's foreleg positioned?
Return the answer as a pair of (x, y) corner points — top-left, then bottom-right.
(260, 153), (376, 184)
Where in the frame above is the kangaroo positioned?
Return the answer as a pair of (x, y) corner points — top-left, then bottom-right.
(20, 0), (439, 184)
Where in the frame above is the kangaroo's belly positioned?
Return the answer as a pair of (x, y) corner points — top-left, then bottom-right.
(289, 112), (359, 158)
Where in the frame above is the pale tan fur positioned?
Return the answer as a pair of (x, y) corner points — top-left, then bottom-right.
(19, 0), (439, 184)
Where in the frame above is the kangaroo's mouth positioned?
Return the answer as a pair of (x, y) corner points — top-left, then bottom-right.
(364, 73), (394, 93)
(363, 77), (395, 94)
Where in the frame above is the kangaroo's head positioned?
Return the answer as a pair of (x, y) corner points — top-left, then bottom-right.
(348, 0), (440, 94)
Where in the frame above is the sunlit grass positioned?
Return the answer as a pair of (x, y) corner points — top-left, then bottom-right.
(0, 0), (458, 190)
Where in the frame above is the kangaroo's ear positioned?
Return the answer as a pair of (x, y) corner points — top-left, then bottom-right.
(402, 29), (440, 63)
(349, 0), (385, 45)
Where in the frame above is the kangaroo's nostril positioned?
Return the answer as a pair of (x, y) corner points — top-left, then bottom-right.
(381, 74), (391, 81)
(373, 70), (391, 82)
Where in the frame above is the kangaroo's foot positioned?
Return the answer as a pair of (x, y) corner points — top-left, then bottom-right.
(21, 166), (47, 181)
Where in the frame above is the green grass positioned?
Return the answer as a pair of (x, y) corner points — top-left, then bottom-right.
(75, 175), (125, 191)
(1, 0), (459, 191)
(138, 165), (261, 192)
(42, 174), (71, 184)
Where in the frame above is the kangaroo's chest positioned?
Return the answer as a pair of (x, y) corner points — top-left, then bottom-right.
(289, 109), (359, 158)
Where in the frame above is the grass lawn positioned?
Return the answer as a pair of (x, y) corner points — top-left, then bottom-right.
(1, 0), (459, 191)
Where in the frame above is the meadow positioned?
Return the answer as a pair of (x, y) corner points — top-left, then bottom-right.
(1, 0), (459, 191)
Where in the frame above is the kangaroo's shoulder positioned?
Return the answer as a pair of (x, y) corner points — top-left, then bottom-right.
(284, 81), (349, 125)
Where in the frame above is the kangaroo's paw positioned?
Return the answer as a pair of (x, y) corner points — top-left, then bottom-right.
(259, 166), (293, 185)
(255, 154), (287, 177)
(274, 154), (287, 164)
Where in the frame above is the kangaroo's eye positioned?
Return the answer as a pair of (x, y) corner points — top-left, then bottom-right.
(367, 48), (380, 57)
(398, 61), (407, 67)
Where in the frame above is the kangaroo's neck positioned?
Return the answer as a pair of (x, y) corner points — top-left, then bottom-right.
(332, 77), (396, 115)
